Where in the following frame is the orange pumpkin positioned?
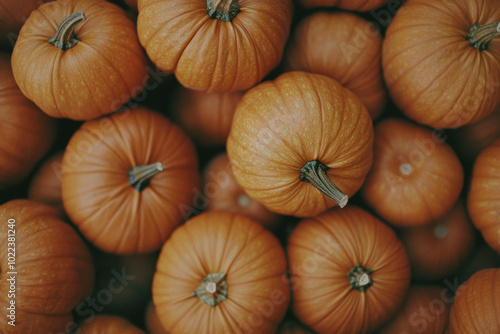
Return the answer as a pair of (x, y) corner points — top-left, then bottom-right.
(11, 0), (148, 120)
(152, 211), (290, 334)
(298, 0), (389, 11)
(467, 138), (500, 254)
(0, 200), (94, 332)
(78, 315), (145, 334)
(362, 118), (463, 227)
(285, 12), (386, 119)
(227, 71), (374, 217)
(287, 206), (411, 334)
(382, 0), (500, 128)
(145, 301), (169, 334)
(62, 107), (200, 254)
(136, 0), (293, 93)
(28, 151), (64, 213)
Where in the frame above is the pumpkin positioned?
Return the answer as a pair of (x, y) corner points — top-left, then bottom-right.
(145, 301), (169, 334)
(0, 51), (57, 188)
(382, 0), (500, 128)
(361, 118), (463, 227)
(152, 211), (290, 334)
(0, 199), (94, 332)
(78, 315), (145, 334)
(28, 151), (64, 213)
(285, 11), (386, 119)
(202, 153), (281, 230)
(376, 286), (450, 334)
(447, 268), (500, 333)
(227, 71), (374, 217)
(61, 107), (200, 254)
(11, 0), (148, 120)
(287, 206), (411, 334)
(136, 0), (293, 93)
(298, 0), (389, 11)
(467, 138), (500, 254)
(172, 87), (243, 147)
(276, 320), (315, 334)
(398, 201), (476, 281)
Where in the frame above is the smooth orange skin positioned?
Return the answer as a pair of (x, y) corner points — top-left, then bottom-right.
(145, 301), (169, 334)
(0, 52), (56, 188)
(0, 200), (94, 332)
(28, 152), (64, 213)
(382, 0), (500, 128)
(62, 107), (200, 254)
(11, 0), (148, 120)
(78, 315), (145, 334)
(362, 118), (464, 227)
(467, 139), (500, 254)
(447, 269), (500, 333)
(137, 0), (293, 93)
(287, 206), (410, 334)
(227, 71), (374, 217)
(298, 0), (389, 11)
(152, 211), (290, 334)
(377, 286), (450, 334)
(285, 12), (386, 119)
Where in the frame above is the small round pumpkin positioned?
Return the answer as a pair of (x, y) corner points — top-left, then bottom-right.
(285, 12), (386, 119)
(467, 138), (500, 254)
(227, 71), (374, 217)
(145, 301), (169, 334)
(287, 206), (411, 334)
(152, 211), (290, 334)
(447, 268), (500, 333)
(382, 0), (500, 128)
(78, 315), (145, 334)
(137, 0), (293, 93)
(0, 199), (94, 332)
(62, 107), (200, 254)
(28, 151), (64, 213)
(298, 0), (389, 11)
(11, 0), (148, 120)
(362, 118), (463, 227)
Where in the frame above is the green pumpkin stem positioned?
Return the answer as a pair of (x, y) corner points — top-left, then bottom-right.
(467, 21), (500, 51)
(193, 272), (228, 307)
(206, 0), (240, 22)
(348, 264), (373, 292)
(129, 162), (164, 191)
(300, 160), (348, 208)
(48, 12), (86, 50)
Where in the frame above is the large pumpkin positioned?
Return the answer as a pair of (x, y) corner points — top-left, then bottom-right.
(145, 301), (169, 334)
(285, 12), (386, 119)
(298, 0), (389, 11)
(0, 200), (94, 332)
(0, 52), (57, 188)
(447, 268), (500, 333)
(11, 0), (148, 120)
(28, 151), (64, 213)
(152, 211), (290, 334)
(362, 118), (463, 227)
(467, 138), (500, 254)
(382, 0), (500, 128)
(136, 0), (293, 93)
(62, 107), (200, 254)
(287, 206), (411, 334)
(227, 71), (374, 217)
(78, 315), (145, 334)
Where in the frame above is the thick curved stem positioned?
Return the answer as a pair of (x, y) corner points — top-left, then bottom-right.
(193, 272), (228, 307)
(348, 264), (373, 292)
(300, 160), (348, 208)
(467, 21), (500, 51)
(129, 162), (164, 191)
(206, 0), (240, 22)
(48, 12), (86, 50)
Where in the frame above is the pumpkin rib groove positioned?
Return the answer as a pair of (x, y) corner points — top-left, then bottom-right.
(223, 227), (269, 273)
(235, 22), (263, 90)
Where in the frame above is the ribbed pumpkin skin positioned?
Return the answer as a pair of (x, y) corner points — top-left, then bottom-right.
(298, 0), (389, 11)
(0, 52), (56, 188)
(227, 71), (374, 217)
(62, 108), (200, 254)
(11, 0), (148, 120)
(0, 200), (94, 332)
(467, 139), (500, 254)
(285, 12), (386, 119)
(137, 0), (293, 93)
(152, 211), (290, 334)
(448, 269), (500, 333)
(382, 0), (500, 128)
(78, 315), (145, 334)
(362, 118), (463, 227)
(287, 206), (411, 334)
(377, 286), (450, 334)
(145, 301), (169, 334)
(28, 152), (64, 213)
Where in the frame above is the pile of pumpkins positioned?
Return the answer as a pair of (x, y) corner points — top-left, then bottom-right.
(0, 0), (499, 333)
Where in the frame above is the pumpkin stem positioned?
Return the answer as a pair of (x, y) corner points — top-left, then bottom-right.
(433, 223), (449, 239)
(300, 160), (348, 208)
(348, 263), (373, 292)
(48, 12), (86, 50)
(129, 162), (164, 191)
(193, 272), (228, 307)
(467, 21), (500, 51)
(206, 0), (240, 22)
